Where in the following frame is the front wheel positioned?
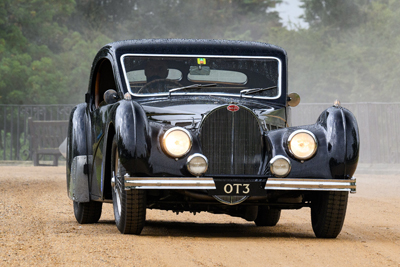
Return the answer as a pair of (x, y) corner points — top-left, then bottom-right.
(111, 136), (146, 235)
(311, 191), (348, 238)
(254, 206), (281, 226)
(73, 201), (102, 224)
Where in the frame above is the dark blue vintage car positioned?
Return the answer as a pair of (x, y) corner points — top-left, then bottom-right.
(67, 39), (359, 238)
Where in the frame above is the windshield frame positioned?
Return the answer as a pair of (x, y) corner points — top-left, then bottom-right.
(120, 54), (282, 100)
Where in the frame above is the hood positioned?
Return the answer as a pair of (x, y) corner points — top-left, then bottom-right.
(139, 96), (287, 129)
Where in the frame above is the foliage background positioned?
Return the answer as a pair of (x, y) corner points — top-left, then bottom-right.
(0, 0), (399, 104)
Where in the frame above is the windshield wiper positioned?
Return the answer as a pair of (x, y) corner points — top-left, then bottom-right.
(240, 86), (277, 96)
(169, 83), (216, 97)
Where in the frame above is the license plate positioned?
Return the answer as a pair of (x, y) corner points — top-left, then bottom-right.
(209, 180), (267, 196)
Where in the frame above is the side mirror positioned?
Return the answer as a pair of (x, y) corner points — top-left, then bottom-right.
(104, 89), (119, 105)
(287, 92), (300, 107)
(85, 93), (90, 104)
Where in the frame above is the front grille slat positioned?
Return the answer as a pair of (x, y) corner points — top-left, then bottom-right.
(200, 105), (262, 175)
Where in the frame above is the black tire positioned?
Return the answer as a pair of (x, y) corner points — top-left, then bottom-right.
(111, 136), (146, 235)
(311, 191), (348, 238)
(254, 206), (281, 226)
(73, 200), (102, 224)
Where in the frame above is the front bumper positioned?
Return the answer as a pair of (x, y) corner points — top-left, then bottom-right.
(112, 176), (356, 193)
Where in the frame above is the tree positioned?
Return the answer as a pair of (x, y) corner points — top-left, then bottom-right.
(0, 0), (284, 104)
(2, 0), (398, 105)
(267, 0), (400, 103)
(69, 0), (282, 41)
(300, 0), (371, 30)
(0, 0), (110, 104)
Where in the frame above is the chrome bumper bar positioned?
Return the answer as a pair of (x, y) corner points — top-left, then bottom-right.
(118, 177), (356, 193)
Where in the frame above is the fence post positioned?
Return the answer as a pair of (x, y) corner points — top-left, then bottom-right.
(3, 106), (5, 160)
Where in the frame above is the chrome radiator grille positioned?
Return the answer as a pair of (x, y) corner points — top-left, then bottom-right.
(200, 105), (262, 175)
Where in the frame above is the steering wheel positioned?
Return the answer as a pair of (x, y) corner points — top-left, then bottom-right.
(138, 79), (182, 94)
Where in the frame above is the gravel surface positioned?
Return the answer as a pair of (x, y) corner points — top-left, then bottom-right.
(0, 166), (399, 266)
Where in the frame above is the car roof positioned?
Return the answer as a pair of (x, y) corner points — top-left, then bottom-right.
(105, 39), (287, 59)
(91, 39), (288, 106)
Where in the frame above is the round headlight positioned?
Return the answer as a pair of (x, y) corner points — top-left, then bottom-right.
(270, 155), (291, 177)
(162, 127), (192, 158)
(187, 154), (208, 176)
(288, 130), (317, 160)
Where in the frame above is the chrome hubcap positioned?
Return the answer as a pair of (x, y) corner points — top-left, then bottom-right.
(112, 150), (122, 216)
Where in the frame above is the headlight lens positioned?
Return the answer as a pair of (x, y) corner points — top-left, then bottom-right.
(187, 154), (208, 176)
(270, 156), (291, 177)
(162, 127), (192, 158)
(288, 130), (317, 160)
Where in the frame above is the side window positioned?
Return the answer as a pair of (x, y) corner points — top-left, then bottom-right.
(92, 59), (117, 109)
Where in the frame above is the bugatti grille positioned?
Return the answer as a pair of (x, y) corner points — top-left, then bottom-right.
(200, 106), (262, 175)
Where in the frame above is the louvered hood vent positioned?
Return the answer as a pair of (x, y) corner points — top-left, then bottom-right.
(199, 105), (263, 175)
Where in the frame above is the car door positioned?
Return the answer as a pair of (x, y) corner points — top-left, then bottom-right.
(88, 58), (118, 200)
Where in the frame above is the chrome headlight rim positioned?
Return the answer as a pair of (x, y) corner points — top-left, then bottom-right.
(269, 155), (291, 178)
(162, 127), (193, 158)
(287, 129), (318, 160)
(186, 153), (208, 176)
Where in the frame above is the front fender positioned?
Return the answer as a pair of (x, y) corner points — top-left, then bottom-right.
(317, 106), (360, 178)
(67, 103), (90, 202)
(266, 105), (359, 179)
(113, 100), (152, 175)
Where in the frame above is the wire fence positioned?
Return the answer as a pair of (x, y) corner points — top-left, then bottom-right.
(0, 102), (398, 164)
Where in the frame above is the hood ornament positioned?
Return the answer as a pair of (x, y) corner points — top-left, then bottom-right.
(333, 100), (341, 107)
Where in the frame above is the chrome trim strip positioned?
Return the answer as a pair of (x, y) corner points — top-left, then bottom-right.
(266, 178), (356, 193)
(120, 53), (282, 100)
(125, 177), (216, 190)
(124, 177), (356, 192)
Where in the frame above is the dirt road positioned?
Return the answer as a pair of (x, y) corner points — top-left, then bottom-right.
(0, 166), (399, 266)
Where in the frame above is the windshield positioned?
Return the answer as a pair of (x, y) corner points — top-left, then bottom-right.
(122, 55), (281, 98)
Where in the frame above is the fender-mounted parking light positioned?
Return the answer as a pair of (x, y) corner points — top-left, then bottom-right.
(270, 155), (291, 177)
(187, 153), (208, 176)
